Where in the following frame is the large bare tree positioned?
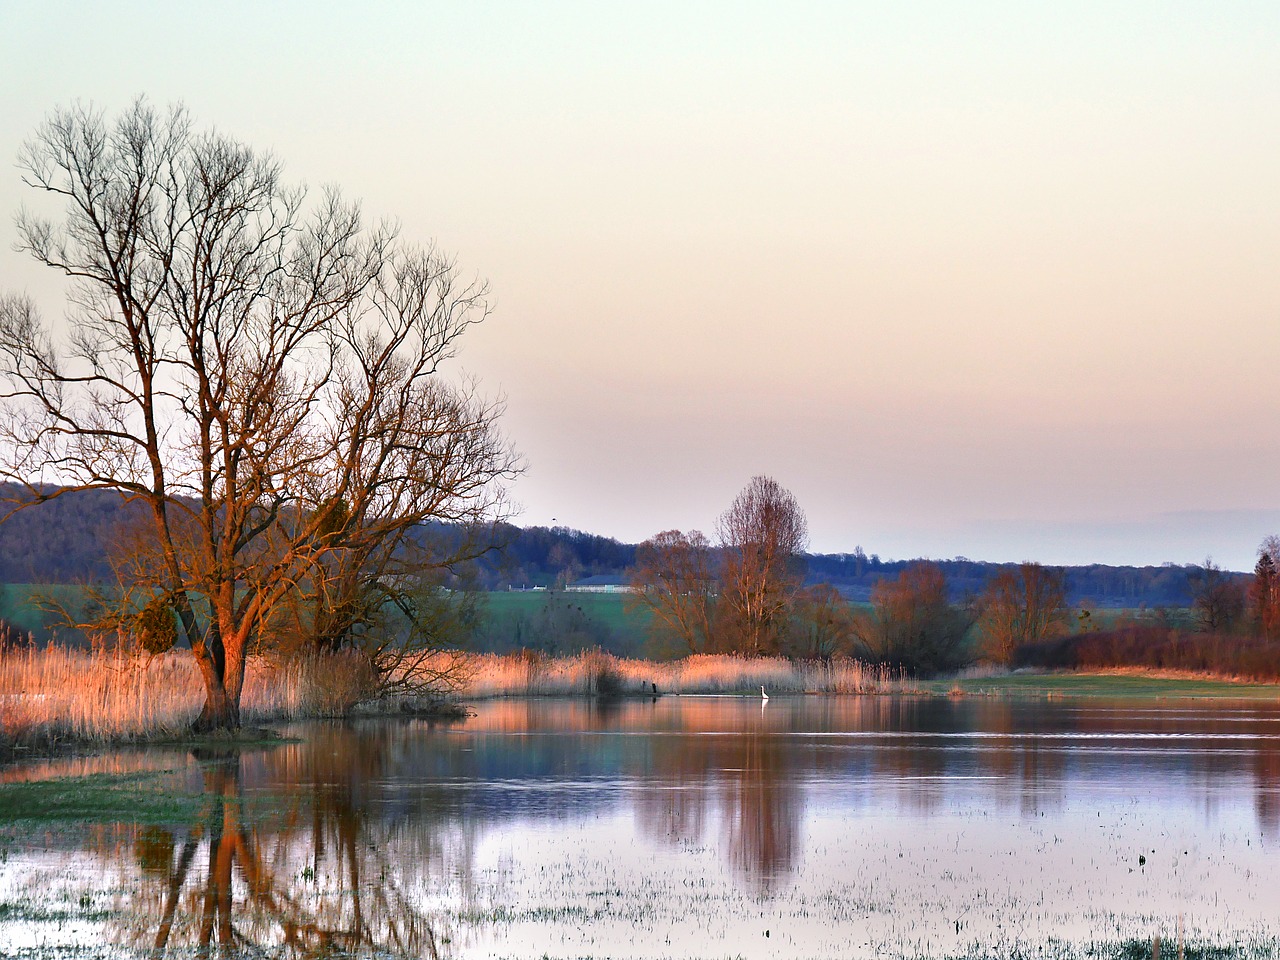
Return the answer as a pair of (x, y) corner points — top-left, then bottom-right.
(0, 100), (519, 730)
(715, 476), (807, 656)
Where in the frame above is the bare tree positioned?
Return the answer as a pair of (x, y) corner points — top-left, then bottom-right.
(1250, 537), (1280, 640)
(1189, 557), (1245, 634)
(0, 100), (519, 730)
(978, 562), (1068, 665)
(787, 582), (855, 661)
(715, 476), (807, 656)
(853, 561), (971, 674)
(627, 529), (718, 655)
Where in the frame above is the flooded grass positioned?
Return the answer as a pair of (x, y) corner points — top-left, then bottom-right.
(925, 672), (1280, 701)
(3, 697), (1279, 958)
(0, 770), (202, 825)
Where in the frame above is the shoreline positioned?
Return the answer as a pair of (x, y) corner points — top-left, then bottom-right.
(6, 669), (1280, 765)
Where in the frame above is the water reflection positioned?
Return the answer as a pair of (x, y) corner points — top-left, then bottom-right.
(634, 700), (803, 890)
(103, 743), (455, 958)
(5, 695), (1280, 958)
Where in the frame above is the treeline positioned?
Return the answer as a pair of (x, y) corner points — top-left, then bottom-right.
(0, 485), (1243, 610)
(0, 485), (147, 582)
(2, 481), (1278, 680)
(483, 530), (1219, 607)
(805, 552), (1207, 607)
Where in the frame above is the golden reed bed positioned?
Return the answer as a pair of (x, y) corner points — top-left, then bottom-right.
(0, 646), (895, 748)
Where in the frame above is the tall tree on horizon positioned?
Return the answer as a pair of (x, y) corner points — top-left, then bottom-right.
(716, 476), (808, 656)
(1250, 536), (1280, 639)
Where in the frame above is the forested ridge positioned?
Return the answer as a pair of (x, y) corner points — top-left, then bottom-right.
(0, 485), (1224, 607)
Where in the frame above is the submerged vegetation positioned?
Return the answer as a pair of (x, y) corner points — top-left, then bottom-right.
(0, 769), (203, 824)
(4, 689), (1280, 957)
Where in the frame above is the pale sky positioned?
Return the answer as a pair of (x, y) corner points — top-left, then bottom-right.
(3, 2), (1280, 569)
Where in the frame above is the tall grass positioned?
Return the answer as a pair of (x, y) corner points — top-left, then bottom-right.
(0, 645), (376, 750)
(0, 646), (898, 752)
(458, 651), (897, 698)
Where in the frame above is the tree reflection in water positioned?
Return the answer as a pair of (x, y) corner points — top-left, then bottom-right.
(633, 699), (803, 892)
(11, 696), (1280, 957)
(110, 742), (456, 959)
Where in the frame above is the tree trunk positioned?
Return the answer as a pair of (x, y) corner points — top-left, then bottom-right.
(192, 679), (240, 732)
(190, 596), (253, 732)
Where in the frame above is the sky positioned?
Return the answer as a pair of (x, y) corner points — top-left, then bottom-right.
(2, 2), (1280, 570)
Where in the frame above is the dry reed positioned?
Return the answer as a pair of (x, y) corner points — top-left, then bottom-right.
(457, 651), (897, 698)
(1, 646), (898, 752)
(0, 645), (377, 750)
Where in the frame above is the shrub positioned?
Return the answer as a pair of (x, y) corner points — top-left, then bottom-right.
(1016, 624), (1280, 681)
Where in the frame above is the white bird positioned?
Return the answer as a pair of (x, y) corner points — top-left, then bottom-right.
(761, 685), (769, 701)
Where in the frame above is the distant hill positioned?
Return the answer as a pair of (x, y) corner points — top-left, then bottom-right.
(0, 485), (1224, 608)
(0, 484), (147, 582)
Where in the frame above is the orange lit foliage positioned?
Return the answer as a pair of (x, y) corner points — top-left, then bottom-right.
(716, 476), (808, 656)
(627, 529), (718, 655)
(787, 583), (856, 660)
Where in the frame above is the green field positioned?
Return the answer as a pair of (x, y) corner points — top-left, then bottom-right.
(481, 589), (642, 632)
(0, 584), (656, 652)
(0, 583), (97, 643)
(475, 589), (653, 655)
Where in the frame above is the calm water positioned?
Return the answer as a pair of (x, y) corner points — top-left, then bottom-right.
(3, 695), (1280, 958)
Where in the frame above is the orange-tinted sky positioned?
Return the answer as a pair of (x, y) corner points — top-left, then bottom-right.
(3, 2), (1280, 568)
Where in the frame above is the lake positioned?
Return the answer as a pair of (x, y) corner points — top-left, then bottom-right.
(2, 694), (1279, 958)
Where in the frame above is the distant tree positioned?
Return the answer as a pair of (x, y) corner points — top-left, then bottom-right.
(627, 529), (718, 655)
(716, 476), (808, 656)
(978, 563), (1068, 664)
(0, 100), (519, 730)
(787, 582), (855, 661)
(1250, 537), (1280, 640)
(853, 561), (971, 674)
(1189, 558), (1246, 634)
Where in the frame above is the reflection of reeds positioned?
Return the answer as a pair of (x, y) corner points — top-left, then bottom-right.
(459, 651), (896, 698)
(0, 645), (376, 748)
